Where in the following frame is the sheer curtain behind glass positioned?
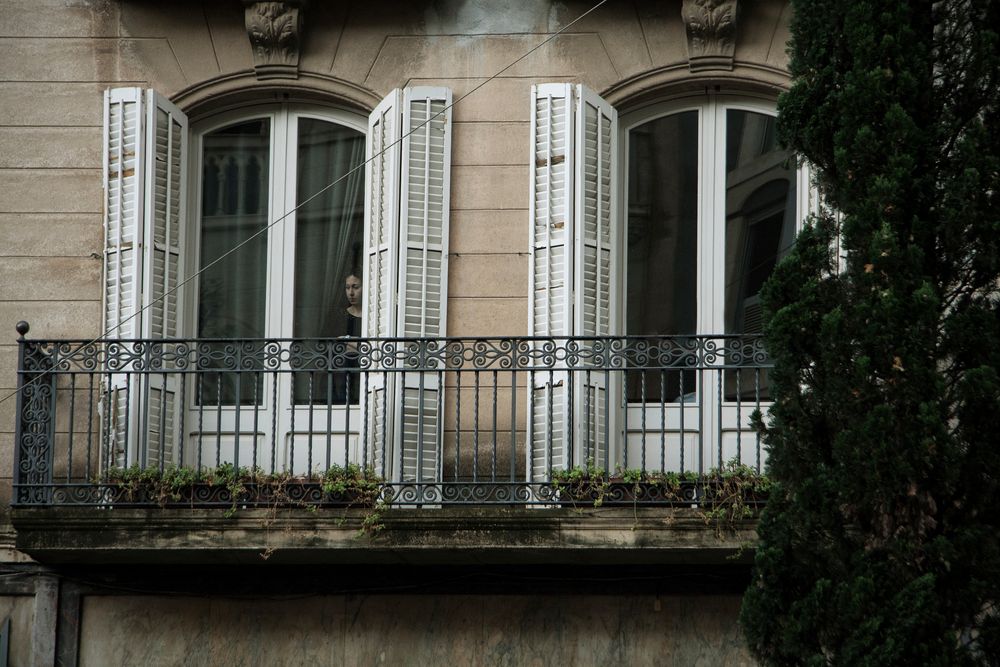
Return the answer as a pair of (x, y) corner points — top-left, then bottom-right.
(292, 118), (365, 404)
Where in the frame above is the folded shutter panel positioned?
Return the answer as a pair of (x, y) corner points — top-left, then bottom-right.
(104, 88), (144, 342)
(143, 91), (187, 342)
(361, 87), (452, 488)
(528, 84), (622, 481)
(528, 83), (574, 481)
(397, 87), (451, 487)
(101, 88), (188, 471)
(573, 86), (619, 471)
(103, 88), (145, 468)
(141, 91), (188, 469)
(363, 89), (403, 479)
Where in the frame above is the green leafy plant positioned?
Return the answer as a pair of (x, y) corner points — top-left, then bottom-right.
(700, 459), (772, 535)
(320, 464), (386, 535)
(550, 457), (768, 531)
(550, 458), (611, 506)
(101, 463), (384, 518)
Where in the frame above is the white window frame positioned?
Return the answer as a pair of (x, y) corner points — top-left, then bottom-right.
(618, 93), (806, 473)
(184, 103), (369, 473)
(185, 103), (367, 340)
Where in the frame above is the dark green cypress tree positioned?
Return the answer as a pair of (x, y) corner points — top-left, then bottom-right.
(740, 0), (1000, 663)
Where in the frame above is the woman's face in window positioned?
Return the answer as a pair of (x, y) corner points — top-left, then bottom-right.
(345, 275), (362, 307)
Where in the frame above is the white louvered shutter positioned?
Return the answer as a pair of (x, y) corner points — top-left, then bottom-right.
(140, 91), (187, 469)
(104, 89), (144, 342)
(396, 87), (451, 486)
(362, 87), (452, 487)
(363, 90), (403, 479)
(103, 88), (144, 468)
(528, 83), (574, 481)
(102, 88), (188, 470)
(573, 87), (618, 471)
(528, 84), (621, 481)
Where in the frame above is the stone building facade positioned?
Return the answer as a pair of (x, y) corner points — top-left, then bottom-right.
(0, 0), (796, 663)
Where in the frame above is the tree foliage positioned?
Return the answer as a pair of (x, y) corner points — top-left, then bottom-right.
(740, 0), (1000, 664)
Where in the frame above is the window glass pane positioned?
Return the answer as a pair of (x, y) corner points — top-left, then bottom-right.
(197, 119), (270, 404)
(292, 118), (366, 405)
(198, 119), (270, 338)
(627, 111), (698, 402)
(724, 109), (796, 399)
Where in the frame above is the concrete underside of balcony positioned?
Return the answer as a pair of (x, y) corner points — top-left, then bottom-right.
(10, 507), (758, 565)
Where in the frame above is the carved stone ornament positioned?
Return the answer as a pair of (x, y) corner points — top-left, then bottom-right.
(681, 0), (739, 72)
(243, 1), (306, 80)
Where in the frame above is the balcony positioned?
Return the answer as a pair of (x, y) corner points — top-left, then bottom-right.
(10, 326), (771, 563)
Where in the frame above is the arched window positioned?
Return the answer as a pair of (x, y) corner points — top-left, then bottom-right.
(194, 106), (365, 345)
(192, 106), (366, 406)
(620, 95), (806, 471)
(623, 97), (798, 394)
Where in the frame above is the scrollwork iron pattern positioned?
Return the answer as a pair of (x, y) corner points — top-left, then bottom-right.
(41, 482), (569, 507)
(383, 482), (560, 505)
(16, 343), (55, 504)
(25, 335), (769, 375)
(37, 481), (722, 507)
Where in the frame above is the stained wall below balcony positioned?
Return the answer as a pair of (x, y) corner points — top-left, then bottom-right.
(78, 593), (752, 666)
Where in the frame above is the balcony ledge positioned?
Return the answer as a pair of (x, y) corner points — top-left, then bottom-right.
(10, 506), (757, 566)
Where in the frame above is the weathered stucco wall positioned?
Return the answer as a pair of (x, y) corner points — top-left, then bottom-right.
(78, 593), (751, 666)
(0, 595), (34, 666)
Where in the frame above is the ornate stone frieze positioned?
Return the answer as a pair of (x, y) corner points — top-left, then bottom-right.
(243, 1), (306, 80)
(681, 0), (739, 72)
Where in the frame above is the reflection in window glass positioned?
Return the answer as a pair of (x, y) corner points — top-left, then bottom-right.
(197, 119), (270, 405)
(198, 119), (270, 339)
(626, 111), (698, 402)
(292, 118), (365, 405)
(724, 110), (796, 400)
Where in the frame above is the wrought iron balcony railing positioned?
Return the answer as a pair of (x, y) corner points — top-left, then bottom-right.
(13, 325), (772, 507)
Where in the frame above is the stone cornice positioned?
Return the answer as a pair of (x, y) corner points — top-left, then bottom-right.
(11, 507), (757, 565)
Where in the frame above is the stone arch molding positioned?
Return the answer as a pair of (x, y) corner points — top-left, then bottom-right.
(601, 63), (792, 111)
(172, 71), (382, 118)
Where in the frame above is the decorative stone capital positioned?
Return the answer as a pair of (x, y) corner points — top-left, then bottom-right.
(243, 1), (306, 80)
(681, 0), (739, 72)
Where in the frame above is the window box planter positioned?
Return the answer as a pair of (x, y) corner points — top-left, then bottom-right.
(97, 465), (383, 510)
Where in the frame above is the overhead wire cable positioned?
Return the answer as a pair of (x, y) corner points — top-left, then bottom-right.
(0, 0), (611, 407)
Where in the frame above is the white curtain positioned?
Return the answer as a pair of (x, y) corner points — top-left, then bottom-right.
(292, 119), (366, 340)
